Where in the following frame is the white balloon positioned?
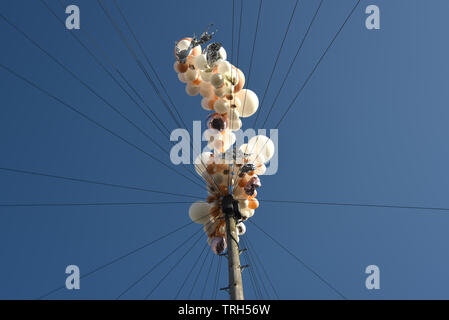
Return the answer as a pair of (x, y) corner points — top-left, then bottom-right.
(229, 67), (239, 85)
(239, 143), (249, 154)
(199, 82), (214, 97)
(176, 39), (191, 52)
(194, 54), (208, 70)
(214, 86), (225, 98)
(214, 99), (230, 114)
(240, 208), (255, 219)
(229, 117), (242, 130)
(194, 152), (212, 176)
(184, 69), (198, 82)
(201, 97), (211, 110)
(236, 89), (259, 117)
(201, 70), (213, 82)
(236, 222), (246, 235)
(248, 135), (275, 161)
(222, 133), (236, 151)
(204, 220), (217, 236)
(210, 173), (224, 185)
(177, 72), (187, 83)
(186, 83), (200, 96)
(213, 139), (224, 152)
(230, 97), (241, 109)
(222, 81), (233, 95)
(255, 164), (267, 175)
(189, 201), (211, 224)
(247, 153), (265, 166)
(228, 108), (240, 121)
(217, 60), (232, 75)
(211, 73), (224, 88)
(204, 129), (222, 151)
(239, 199), (249, 209)
(232, 185), (244, 197)
(218, 47), (227, 61)
(203, 128), (220, 142)
(173, 61), (179, 73)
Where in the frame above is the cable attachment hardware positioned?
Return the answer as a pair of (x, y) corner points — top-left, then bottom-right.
(221, 194), (242, 220)
(240, 264), (250, 272)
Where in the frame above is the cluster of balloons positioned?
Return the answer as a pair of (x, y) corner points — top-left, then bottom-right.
(174, 36), (275, 254)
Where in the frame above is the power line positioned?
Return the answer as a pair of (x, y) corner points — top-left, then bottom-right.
(249, 220), (348, 300)
(231, 0), (235, 63)
(58, 0), (217, 190)
(188, 247), (211, 299)
(174, 242), (208, 299)
(0, 12), (169, 161)
(274, 0), (361, 128)
(238, 0), (263, 127)
(37, 218), (199, 299)
(0, 167), (202, 200)
(228, 0), (236, 190)
(236, 0), (243, 67)
(51, 0), (172, 139)
(259, 199), (449, 214)
(94, 0), (222, 192)
(260, 0), (323, 128)
(0, 63), (207, 191)
(253, 0), (301, 128)
(116, 226), (203, 299)
(240, 239), (261, 299)
(246, 0), (358, 174)
(241, 236), (270, 299)
(42, 0), (171, 147)
(231, 0), (263, 191)
(243, 0), (324, 165)
(0, 201), (194, 208)
(212, 254), (222, 300)
(201, 253), (215, 299)
(96, 0), (183, 130)
(106, 0), (223, 193)
(5, 198), (445, 214)
(241, 237), (264, 299)
(112, 0), (186, 130)
(144, 229), (205, 299)
(245, 235), (280, 299)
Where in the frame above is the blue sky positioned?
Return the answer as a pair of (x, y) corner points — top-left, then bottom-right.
(1, 0), (449, 299)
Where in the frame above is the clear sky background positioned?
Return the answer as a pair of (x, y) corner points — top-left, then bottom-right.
(1, 0), (449, 299)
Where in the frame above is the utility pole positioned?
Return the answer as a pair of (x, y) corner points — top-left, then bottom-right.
(222, 195), (244, 300)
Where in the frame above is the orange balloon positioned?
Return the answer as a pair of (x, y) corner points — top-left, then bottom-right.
(190, 45), (201, 56)
(219, 185), (229, 195)
(238, 178), (248, 188)
(192, 76), (202, 86)
(207, 96), (219, 109)
(247, 190), (257, 199)
(209, 206), (220, 217)
(248, 198), (259, 210)
(177, 63), (188, 73)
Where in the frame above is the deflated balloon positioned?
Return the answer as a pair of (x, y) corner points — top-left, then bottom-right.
(189, 201), (211, 224)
